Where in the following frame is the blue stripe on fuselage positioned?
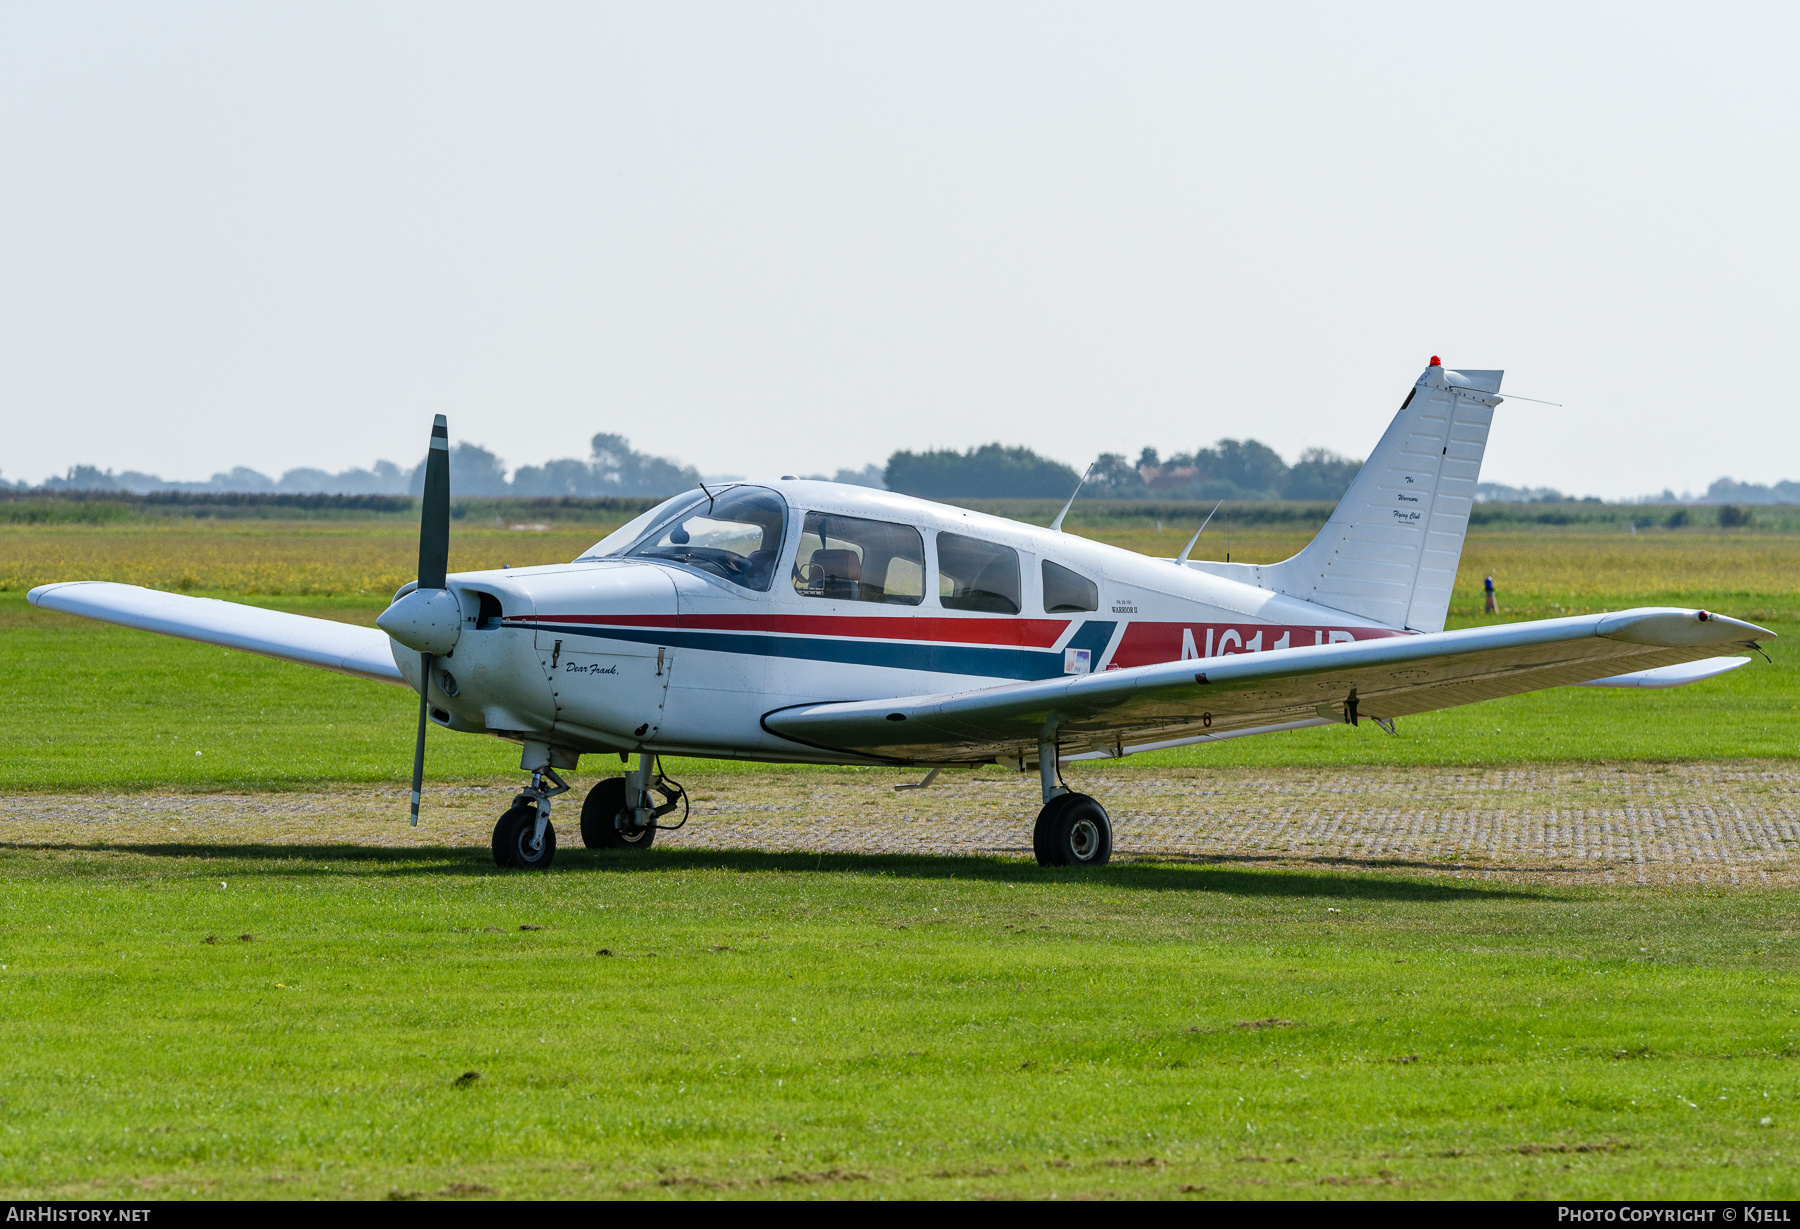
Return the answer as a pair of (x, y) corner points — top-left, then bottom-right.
(1063, 618), (1118, 664)
(532, 620), (1119, 681)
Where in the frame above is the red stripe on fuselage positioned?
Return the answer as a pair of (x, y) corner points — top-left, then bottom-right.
(1109, 622), (1407, 668)
(511, 612), (1071, 648)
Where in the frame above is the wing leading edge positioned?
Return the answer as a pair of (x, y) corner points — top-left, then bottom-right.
(27, 581), (405, 685)
(761, 608), (1771, 763)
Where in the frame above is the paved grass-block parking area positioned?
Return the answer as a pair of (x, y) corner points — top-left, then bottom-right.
(9, 760), (1796, 886)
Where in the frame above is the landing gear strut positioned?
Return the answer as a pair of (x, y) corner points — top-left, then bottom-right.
(492, 765), (570, 870)
(581, 753), (686, 850)
(1031, 736), (1111, 867)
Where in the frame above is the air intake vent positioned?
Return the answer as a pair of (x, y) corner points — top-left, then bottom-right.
(476, 592), (504, 629)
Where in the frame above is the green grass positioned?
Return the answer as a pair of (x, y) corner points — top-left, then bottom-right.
(1, 591), (1789, 791)
(1, 845), (1795, 1199)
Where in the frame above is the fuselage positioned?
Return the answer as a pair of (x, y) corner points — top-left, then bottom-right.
(397, 481), (1404, 765)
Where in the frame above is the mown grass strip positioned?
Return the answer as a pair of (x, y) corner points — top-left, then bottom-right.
(0, 846), (1794, 1199)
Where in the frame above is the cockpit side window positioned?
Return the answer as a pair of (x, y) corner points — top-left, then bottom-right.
(791, 512), (925, 605)
(937, 532), (1021, 615)
(623, 485), (789, 590)
(1041, 560), (1099, 613)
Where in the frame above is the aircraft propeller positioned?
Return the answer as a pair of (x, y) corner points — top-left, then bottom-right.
(375, 415), (460, 826)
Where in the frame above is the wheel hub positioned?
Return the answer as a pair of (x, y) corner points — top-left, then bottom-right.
(1069, 817), (1099, 860)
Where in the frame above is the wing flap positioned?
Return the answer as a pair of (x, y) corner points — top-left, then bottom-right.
(27, 581), (406, 685)
(762, 607), (1770, 762)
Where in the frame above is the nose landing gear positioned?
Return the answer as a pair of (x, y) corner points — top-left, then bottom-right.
(581, 753), (686, 850)
(491, 765), (569, 870)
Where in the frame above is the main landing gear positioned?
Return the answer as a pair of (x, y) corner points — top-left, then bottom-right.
(1031, 737), (1112, 867)
(580, 753), (687, 852)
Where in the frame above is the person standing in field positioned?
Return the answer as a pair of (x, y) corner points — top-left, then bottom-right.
(1485, 575), (1498, 614)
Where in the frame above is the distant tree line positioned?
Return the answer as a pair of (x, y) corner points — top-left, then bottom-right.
(1474, 475), (1800, 506)
(428, 434), (702, 498)
(883, 440), (1365, 502)
(884, 445), (1082, 499)
(1688, 477), (1800, 506)
(17, 433), (1796, 508)
(25, 434), (702, 499)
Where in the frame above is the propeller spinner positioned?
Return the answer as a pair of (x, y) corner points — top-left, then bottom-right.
(375, 414), (457, 825)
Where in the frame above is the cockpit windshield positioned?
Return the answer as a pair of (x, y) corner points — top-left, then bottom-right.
(577, 491), (708, 561)
(618, 485), (788, 590)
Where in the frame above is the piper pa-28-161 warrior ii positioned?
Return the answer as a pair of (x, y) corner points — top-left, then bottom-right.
(30, 359), (1774, 870)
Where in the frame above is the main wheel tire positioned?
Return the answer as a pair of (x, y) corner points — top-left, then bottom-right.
(580, 778), (657, 851)
(493, 803), (556, 870)
(491, 807), (519, 867)
(1033, 792), (1112, 867)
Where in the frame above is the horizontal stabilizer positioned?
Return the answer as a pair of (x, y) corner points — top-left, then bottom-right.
(27, 582), (405, 685)
(1574, 656), (1749, 689)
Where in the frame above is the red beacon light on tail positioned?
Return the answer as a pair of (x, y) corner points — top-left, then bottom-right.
(1429, 355), (1441, 367)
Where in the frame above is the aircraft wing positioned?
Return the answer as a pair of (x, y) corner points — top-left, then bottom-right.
(27, 581), (406, 685)
(761, 608), (1771, 763)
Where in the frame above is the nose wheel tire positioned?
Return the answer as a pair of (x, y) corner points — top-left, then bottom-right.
(493, 803), (556, 870)
(1033, 792), (1112, 867)
(580, 777), (657, 851)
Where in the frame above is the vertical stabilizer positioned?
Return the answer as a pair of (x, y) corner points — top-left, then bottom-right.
(1186, 360), (1502, 633)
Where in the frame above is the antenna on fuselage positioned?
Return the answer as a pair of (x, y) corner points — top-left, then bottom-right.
(1173, 499), (1225, 567)
(1049, 460), (1098, 533)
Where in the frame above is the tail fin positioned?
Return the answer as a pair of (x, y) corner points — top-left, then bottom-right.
(1187, 360), (1502, 633)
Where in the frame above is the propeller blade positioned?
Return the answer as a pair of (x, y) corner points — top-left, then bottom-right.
(418, 414), (450, 590)
(409, 414), (449, 825)
(410, 652), (432, 827)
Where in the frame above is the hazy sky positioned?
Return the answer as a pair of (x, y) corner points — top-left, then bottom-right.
(3, 3), (1795, 497)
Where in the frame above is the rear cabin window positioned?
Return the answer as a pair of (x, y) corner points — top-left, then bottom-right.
(792, 512), (925, 605)
(1041, 560), (1099, 613)
(937, 533), (1021, 615)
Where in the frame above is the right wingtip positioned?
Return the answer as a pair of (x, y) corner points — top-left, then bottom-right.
(1703, 610), (1776, 639)
(1599, 607), (1776, 647)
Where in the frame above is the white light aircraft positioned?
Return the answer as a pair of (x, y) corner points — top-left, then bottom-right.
(30, 360), (1773, 870)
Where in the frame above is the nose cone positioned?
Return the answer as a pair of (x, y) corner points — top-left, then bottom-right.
(377, 587), (463, 656)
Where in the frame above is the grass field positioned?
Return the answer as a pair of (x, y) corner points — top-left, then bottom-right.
(1, 513), (1795, 1200)
(3, 844), (1797, 1200)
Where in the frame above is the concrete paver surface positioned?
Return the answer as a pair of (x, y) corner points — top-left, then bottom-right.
(7, 760), (1796, 886)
